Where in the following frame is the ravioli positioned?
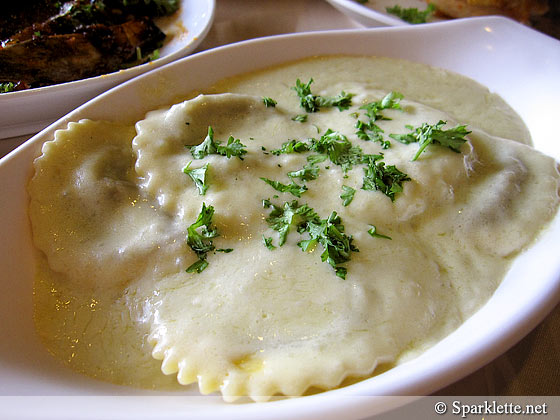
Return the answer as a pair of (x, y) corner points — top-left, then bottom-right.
(29, 56), (560, 401)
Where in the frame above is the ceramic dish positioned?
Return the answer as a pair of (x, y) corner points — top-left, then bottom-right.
(1, 17), (559, 420)
(0, 0), (215, 140)
(325, 0), (444, 27)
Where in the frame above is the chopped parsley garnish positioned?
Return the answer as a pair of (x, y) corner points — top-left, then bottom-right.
(262, 235), (276, 250)
(292, 78), (354, 113)
(356, 120), (390, 149)
(271, 139), (311, 155)
(264, 130), (358, 170)
(183, 161), (209, 195)
(189, 126), (247, 160)
(287, 162), (320, 181)
(270, 129), (410, 201)
(311, 129), (364, 172)
(340, 185), (356, 207)
(264, 200), (317, 246)
(264, 200), (357, 279)
(390, 120), (470, 161)
(361, 91), (404, 121)
(185, 203), (224, 273)
(262, 96), (277, 107)
(216, 248), (234, 253)
(355, 92), (404, 149)
(386, 3), (436, 24)
(362, 154), (411, 201)
(367, 225), (392, 240)
(260, 178), (308, 197)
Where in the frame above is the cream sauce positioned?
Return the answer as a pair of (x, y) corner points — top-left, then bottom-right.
(29, 56), (560, 401)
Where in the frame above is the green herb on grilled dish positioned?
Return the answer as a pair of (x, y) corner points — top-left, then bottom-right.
(390, 120), (470, 161)
(148, 48), (160, 61)
(262, 96), (277, 107)
(150, 0), (181, 15)
(367, 225), (392, 240)
(362, 154), (411, 201)
(386, 3), (436, 24)
(0, 82), (16, 93)
(189, 126), (247, 160)
(260, 177), (308, 197)
(185, 203), (225, 273)
(183, 161), (209, 195)
(340, 185), (356, 207)
(292, 78), (354, 113)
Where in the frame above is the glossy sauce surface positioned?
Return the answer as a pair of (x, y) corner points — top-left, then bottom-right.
(29, 56), (560, 401)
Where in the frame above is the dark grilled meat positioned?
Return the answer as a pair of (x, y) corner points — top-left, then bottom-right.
(0, 18), (165, 86)
(0, 0), (179, 90)
(0, 0), (60, 42)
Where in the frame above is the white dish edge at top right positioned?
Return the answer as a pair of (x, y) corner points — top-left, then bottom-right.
(325, 0), (556, 30)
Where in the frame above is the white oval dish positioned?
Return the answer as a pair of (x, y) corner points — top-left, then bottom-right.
(0, 0), (215, 139)
(0, 17), (559, 420)
(325, 0), (444, 27)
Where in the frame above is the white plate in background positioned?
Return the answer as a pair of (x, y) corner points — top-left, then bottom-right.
(0, 0), (215, 139)
(325, 0), (443, 27)
(0, 17), (559, 420)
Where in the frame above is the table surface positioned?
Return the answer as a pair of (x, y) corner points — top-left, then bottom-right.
(1, 0), (558, 397)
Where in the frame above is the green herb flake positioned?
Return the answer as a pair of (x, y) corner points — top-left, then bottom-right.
(390, 120), (470, 161)
(264, 200), (317, 246)
(260, 178), (308, 197)
(185, 203), (222, 273)
(287, 162), (320, 181)
(297, 211), (358, 280)
(311, 129), (364, 172)
(362, 154), (411, 201)
(183, 161), (209, 195)
(264, 201), (358, 278)
(216, 248), (234, 253)
(271, 139), (311, 155)
(262, 96), (277, 107)
(189, 126), (247, 160)
(292, 78), (354, 113)
(292, 114), (308, 123)
(355, 92), (404, 149)
(367, 225), (392, 240)
(340, 185), (356, 207)
(386, 3), (436, 24)
(361, 91), (404, 121)
(262, 235), (276, 250)
(0, 82), (16, 94)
